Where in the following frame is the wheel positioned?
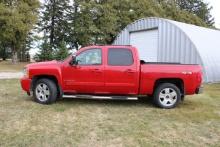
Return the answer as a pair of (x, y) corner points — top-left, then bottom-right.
(153, 83), (181, 109)
(33, 78), (57, 104)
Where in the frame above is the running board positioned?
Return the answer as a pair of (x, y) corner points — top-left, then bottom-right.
(62, 95), (138, 100)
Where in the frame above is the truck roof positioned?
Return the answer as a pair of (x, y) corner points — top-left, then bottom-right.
(84, 45), (133, 48)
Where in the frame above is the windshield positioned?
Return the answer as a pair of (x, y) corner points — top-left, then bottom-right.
(58, 53), (75, 62)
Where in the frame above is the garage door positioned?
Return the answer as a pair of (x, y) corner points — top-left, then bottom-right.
(130, 29), (158, 62)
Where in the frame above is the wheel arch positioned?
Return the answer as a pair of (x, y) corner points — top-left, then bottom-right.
(31, 75), (63, 98)
(153, 78), (184, 96)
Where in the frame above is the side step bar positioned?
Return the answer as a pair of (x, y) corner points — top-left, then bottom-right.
(62, 95), (138, 100)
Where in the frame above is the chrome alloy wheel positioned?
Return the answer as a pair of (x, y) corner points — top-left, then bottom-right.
(35, 83), (50, 102)
(159, 88), (177, 107)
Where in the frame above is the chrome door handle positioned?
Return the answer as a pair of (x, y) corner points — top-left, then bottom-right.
(125, 69), (135, 73)
(92, 69), (102, 73)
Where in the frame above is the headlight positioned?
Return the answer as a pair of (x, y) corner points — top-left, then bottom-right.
(23, 67), (29, 78)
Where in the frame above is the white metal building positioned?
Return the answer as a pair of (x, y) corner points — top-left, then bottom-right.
(113, 17), (220, 83)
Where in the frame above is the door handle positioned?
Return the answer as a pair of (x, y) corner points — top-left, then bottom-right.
(92, 69), (102, 73)
(125, 69), (135, 73)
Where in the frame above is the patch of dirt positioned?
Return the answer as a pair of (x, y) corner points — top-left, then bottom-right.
(0, 72), (23, 79)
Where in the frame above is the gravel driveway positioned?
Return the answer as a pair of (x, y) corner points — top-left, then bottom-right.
(0, 72), (23, 79)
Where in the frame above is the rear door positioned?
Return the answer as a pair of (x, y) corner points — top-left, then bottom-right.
(104, 47), (139, 95)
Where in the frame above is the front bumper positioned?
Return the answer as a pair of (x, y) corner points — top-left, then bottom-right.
(195, 86), (203, 94)
(20, 77), (31, 93)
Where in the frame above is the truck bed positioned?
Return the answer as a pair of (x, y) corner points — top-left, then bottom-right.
(139, 62), (203, 95)
(140, 60), (198, 65)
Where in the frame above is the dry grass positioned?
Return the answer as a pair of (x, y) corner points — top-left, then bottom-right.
(0, 60), (29, 72)
(0, 79), (220, 147)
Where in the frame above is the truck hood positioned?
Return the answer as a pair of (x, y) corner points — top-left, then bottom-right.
(26, 60), (61, 68)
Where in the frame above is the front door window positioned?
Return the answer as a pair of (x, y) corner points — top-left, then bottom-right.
(76, 49), (102, 65)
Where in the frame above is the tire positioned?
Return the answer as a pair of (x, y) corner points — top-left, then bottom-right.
(33, 78), (58, 104)
(153, 83), (181, 109)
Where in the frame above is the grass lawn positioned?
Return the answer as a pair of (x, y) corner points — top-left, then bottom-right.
(0, 60), (29, 72)
(0, 79), (220, 147)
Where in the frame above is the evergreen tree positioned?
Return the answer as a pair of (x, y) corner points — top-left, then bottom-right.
(38, 0), (71, 50)
(35, 37), (54, 61)
(158, 0), (207, 26)
(18, 32), (35, 62)
(173, 0), (214, 26)
(71, 0), (118, 46)
(66, 0), (81, 50)
(54, 40), (69, 60)
(0, 0), (39, 63)
(0, 42), (8, 60)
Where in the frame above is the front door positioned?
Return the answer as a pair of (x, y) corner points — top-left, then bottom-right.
(63, 48), (105, 94)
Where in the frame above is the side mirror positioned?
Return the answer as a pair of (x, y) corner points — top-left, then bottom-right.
(69, 55), (77, 66)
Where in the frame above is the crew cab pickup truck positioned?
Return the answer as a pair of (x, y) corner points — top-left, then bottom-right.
(20, 45), (203, 108)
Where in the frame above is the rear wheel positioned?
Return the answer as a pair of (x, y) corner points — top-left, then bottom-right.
(153, 83), (181, 109)
(33, 78), (57, 104)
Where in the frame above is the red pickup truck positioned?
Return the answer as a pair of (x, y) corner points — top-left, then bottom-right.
(20, 45), (203, 108)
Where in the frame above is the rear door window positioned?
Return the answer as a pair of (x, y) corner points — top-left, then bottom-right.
(108, 48), (134, 66)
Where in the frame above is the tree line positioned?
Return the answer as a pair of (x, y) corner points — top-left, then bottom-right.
(0, 0), (215, 63)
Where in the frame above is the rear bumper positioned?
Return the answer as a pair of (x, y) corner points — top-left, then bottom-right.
(195, 86), (203, 94)
(20, 77), (31, 93)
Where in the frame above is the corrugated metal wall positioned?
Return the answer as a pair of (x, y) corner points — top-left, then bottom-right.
(113, 17), (208, 81)
(157, 20), (201, 64)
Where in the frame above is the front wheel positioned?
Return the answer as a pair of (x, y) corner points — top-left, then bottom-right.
(153, 83), (181, 109)
(33, 78), (57, 104)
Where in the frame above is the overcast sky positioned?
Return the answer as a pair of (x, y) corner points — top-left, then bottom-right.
(204, 0), (220, 28)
